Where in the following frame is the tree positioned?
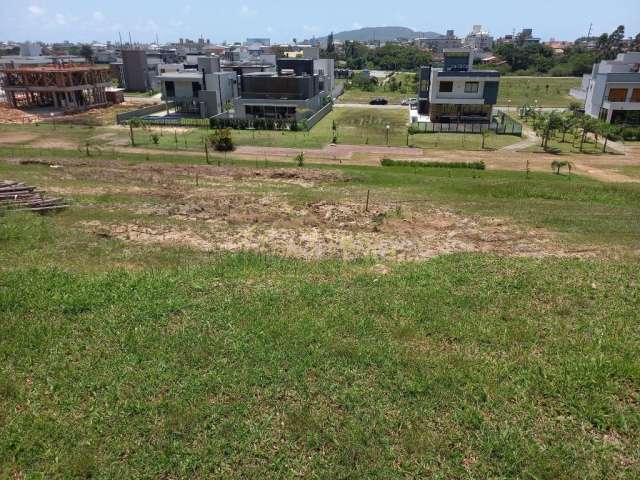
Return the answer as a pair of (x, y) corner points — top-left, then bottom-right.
(532, 111), (563, 149)
(80, 44), (94, 63)
(559, 113), (576, 143)
(577, 116), (599, 152)
(209, 128), (235, 152)
(294, 152), (305, 167)
(597, 122), (620, 153)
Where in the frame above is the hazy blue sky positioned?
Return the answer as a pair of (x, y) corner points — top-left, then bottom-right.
(1, 0), (638, 44)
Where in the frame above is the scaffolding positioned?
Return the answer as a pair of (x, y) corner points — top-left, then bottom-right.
(1, 64), (112, 112)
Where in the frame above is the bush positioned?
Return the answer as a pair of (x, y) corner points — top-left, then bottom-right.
(294, 152), (305, 167)
(150, 133), (160, 145)
(209, 128), (235, 152)
(380, 159), (485, 170)
(622, 128), (640, 141)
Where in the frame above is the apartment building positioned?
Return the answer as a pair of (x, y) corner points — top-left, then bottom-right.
(414, 31), (462, 53)
(571, 52), (640, 124)
(417, 49), (500, 123)
(464, 25), (494, 54)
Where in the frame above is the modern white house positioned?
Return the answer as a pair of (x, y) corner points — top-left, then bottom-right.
(156, 56), (238, 117)
(416, 49), (500, 123)
(570, 52), (640, 124)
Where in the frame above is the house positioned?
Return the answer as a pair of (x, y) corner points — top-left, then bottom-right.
(571, 52), (640, 124)
(233, 58), (331, 121)
(156, 56), (238, 118)
(416, 49), (500, 123)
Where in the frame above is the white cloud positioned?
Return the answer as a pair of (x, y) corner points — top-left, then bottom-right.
(351, 22), (362, 30)
(240, 5), (258, 16)
(93, 11), (105, 22)
(28, 5), (45, 16)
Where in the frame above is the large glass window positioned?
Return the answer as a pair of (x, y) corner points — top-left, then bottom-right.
(464, 82), (479, 94)
(165, 81), (175, 98)
(439, 81), (453, 93)
(631, 89), (640, 102)
(608, 88), (627, 102)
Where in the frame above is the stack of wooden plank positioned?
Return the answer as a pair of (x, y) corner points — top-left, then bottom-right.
(0, 181), (67, 213)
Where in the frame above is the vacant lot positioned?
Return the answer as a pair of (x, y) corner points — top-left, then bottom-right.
(1, 140), (639, 478)
(0, 108), (521, 151)
(497, 77), (581, 107)
(338, 72), (417, 105)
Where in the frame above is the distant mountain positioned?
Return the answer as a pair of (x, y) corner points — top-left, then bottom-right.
(317, 27), (443, 45)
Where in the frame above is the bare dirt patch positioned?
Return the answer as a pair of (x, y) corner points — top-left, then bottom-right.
(82, 201), (595, 261)
(0, 132), (39, 144)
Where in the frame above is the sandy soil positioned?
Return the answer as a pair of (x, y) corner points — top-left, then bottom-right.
(21, 159), (594, 261)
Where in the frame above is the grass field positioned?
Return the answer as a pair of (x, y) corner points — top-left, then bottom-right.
(0, 108), (521, 151)
(524, 132), (615, 156)
(1, 147), (639, 478)
(336, 74), (581, 108)
(338, 72), (417, 105)
(496, 77), (581, 108)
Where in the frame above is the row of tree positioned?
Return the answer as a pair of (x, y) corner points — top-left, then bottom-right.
(491, 25), (639, 76)
(529, 110), (621, 153)
(322, 40), (431, 71)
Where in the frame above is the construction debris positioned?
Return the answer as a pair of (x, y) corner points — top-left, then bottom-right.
(0, 181), (67, 213)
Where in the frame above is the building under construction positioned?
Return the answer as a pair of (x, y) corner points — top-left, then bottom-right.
(1, 64), (112, 112)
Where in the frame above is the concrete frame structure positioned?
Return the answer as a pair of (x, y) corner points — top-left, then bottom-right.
(414, 31), (462, 53)
(417, 49), (500, 123)
(571, 52), (640, 125)
(1, 64), (112, 112)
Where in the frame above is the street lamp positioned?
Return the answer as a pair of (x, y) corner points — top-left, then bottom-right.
(386, 125), (390, 145)
(507, 99), (512, 115)
(50, 112), (55, 130)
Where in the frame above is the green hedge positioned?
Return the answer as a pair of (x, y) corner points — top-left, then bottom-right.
(621, 128), (640, 142)
(380, 159), (486, 170)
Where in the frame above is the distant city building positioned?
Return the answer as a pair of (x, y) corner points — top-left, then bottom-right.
(571, 52), (640, 124)
(414, 31), (462, 53)
(516, 28), (541, 45)
(246, 38), (271, 47)
(464, 25), (494, 54)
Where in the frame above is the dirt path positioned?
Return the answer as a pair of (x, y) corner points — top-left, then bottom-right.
(500, 125), (539, 152)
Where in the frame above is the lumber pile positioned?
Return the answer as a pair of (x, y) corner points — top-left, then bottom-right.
(0, 181), (67, 213)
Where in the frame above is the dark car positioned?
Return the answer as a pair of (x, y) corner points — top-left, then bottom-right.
(369, 97), (388, 105)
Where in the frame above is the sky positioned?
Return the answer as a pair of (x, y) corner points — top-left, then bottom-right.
(0, 0), (639, 44)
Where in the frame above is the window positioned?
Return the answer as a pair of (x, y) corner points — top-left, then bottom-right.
(632, 89), (640, 102)
(439, 81), (453, 93)
(608, 88), (627, 102)
(165, 81), (175, 98)
(464, 82), (479, 93)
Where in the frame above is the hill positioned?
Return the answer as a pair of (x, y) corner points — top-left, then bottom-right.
(317, 26), (442, 45)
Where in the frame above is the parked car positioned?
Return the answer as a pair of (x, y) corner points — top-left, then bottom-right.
(369, 97), (388, 105)
(401, 98), (417, 106)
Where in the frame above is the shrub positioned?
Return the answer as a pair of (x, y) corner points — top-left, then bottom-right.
(622, 128), (639, 141)
(380, 159), (485, 170)
(209, 128), (235, 152)
(294, 152), (305, 167)
(150, 133), (160, 145)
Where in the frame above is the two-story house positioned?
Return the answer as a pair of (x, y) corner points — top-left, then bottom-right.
(571, 52), (640, 125)
(417, 49), (500, 123)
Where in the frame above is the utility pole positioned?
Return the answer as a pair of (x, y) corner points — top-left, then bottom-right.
(587, 23), (593, 39)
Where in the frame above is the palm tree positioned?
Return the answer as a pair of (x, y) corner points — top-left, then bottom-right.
(598, 122), (620, 153)
(559, 113), (576, 143)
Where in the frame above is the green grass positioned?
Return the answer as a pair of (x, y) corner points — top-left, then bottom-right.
(497, 77), (581, 107)
(524, 132), (614, 156)
(0, 236), (639, 478)
(2, 109), (519, 151)
(1, 153), (640, 478)
(338, 72), (417, 105)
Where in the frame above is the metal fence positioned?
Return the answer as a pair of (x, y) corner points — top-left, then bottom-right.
(412, 112), (522, 136)
(305, 102), (333, 130)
